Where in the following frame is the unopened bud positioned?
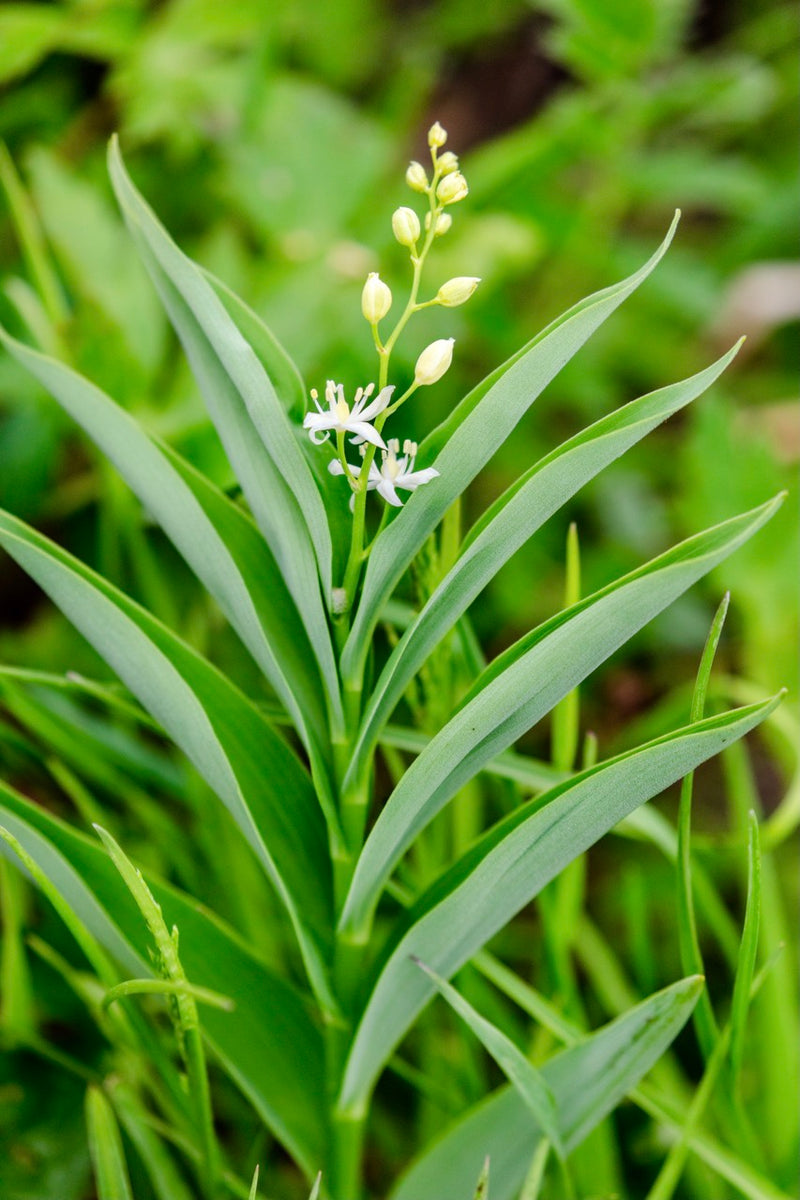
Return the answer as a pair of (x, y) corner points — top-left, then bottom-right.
(414, 337), (455, 386)
(392, 206), (421, 247)
(437, 151), (459, 175)
(428, 121), (447, 148)
(437, 276), (481, 307)
(361, 272), (392, 323)
(425, 211), (452, 237)
(406, 161), (429, 192)
(436, 172), (469, 205)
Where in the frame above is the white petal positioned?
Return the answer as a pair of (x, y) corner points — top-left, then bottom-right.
(328, 460), (346, 476)
(377, 478), (403, 507)
(400, 467), (439, 489)
(348, 422), (386, 449)
(359, 385), (395, 421)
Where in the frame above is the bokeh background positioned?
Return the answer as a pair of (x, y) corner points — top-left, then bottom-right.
(0, 1), (797, 1196)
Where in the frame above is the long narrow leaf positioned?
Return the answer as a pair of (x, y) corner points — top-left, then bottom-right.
(0, 323), (329, 759)
(106, 138), (342, 727)
(347, 343), (742, 783)
(86, 1085), (134, 1200)
(341, 213), (680, 684)
(0, 778), (328, 1172)
(341, 498), (782, 937)
(338, 695), (779, 1111)
(413, 957), (564, 1156)
(0, 510), (335, 1007)
(390, 977), (703, 1200)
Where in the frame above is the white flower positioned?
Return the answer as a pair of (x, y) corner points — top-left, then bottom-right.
(329, 439), (439, 508)
(304, 381), (393, 448)
(375, 439), (439, 506)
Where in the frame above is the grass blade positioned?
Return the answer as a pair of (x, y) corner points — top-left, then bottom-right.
(729, 810), (762, 1085)
(676, 592), (730, 1061)
(0, 777), (328, 1172)
(86, 1085), (134, 1200)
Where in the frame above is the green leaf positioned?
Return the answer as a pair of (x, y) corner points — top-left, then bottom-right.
(676, 593), (730, 1062)
(341, 213), (681, 685)
(0, 323), (330, 762)
(390, 977), (703, 1200)
(412, 958), (564, 1157)
(341, 498), (782, 938)
(86, 1085), (134, 1200)
(338, 696), (780, 1112)
(204, 266), (307, 421)
(0, 509), (335, 1007)
(0, 778), (328, 1173)
(106, 137), (342, 728)
(347, 343), (743, 787)
(729, 811), (762, 1083)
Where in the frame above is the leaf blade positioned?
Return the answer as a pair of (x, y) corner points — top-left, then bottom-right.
(341, 498), (783, 937)
(106, 137), (342, 727)
(339, 696), (780, 1111)
(348, 343), (743, 782)
(390, 977), (703, 1200)
(0, 509), (335, 1005)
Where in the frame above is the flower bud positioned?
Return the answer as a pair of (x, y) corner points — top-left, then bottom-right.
(405, 160), (429, 192)
(428, 121), (447, 148)
(436, 172), (469, 205)
(392, 206), (421, 247)
(437, 151), (459, 175)
(425, 211), (452, 237)
(361, 272), (392, 323)
(437, 276), (481, 307)
(414, 337), (455, 386)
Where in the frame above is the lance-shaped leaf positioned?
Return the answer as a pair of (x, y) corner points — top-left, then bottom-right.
(413, 958), (564, 1157)
(347, 344), (742, 786)
(0, 510), (335, 1007)
(338, 695), (780, 1112)
(340, 214), (680, 685)
(390, 978), (703, 1200)
(340, 497), (782, 938)
(106, 138), (342, 727)
(0, 779), (328, 1173)
(0, 323), (329, 758)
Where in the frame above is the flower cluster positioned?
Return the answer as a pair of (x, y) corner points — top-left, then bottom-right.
(304, 121), (478, 518)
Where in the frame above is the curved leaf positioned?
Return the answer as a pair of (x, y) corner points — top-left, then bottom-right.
(0, 509), (335, 1007)
(340, 213), (680, 684)
(347, 343), (742, 785)
(106, 138), (342, 729)
(0, 779), (328, 1173)
(0, 323), (329, 758)
(86, 1086), (134, 1200)
(390, 978), (702, 1200)
(340, 498), (782, 937)
(338, 695), (780, 1111)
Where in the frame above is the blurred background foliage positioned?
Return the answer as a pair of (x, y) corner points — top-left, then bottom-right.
(0, 1), (797, 1196)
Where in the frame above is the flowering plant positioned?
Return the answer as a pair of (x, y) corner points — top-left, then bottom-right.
(0, 123), (784, 1200)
